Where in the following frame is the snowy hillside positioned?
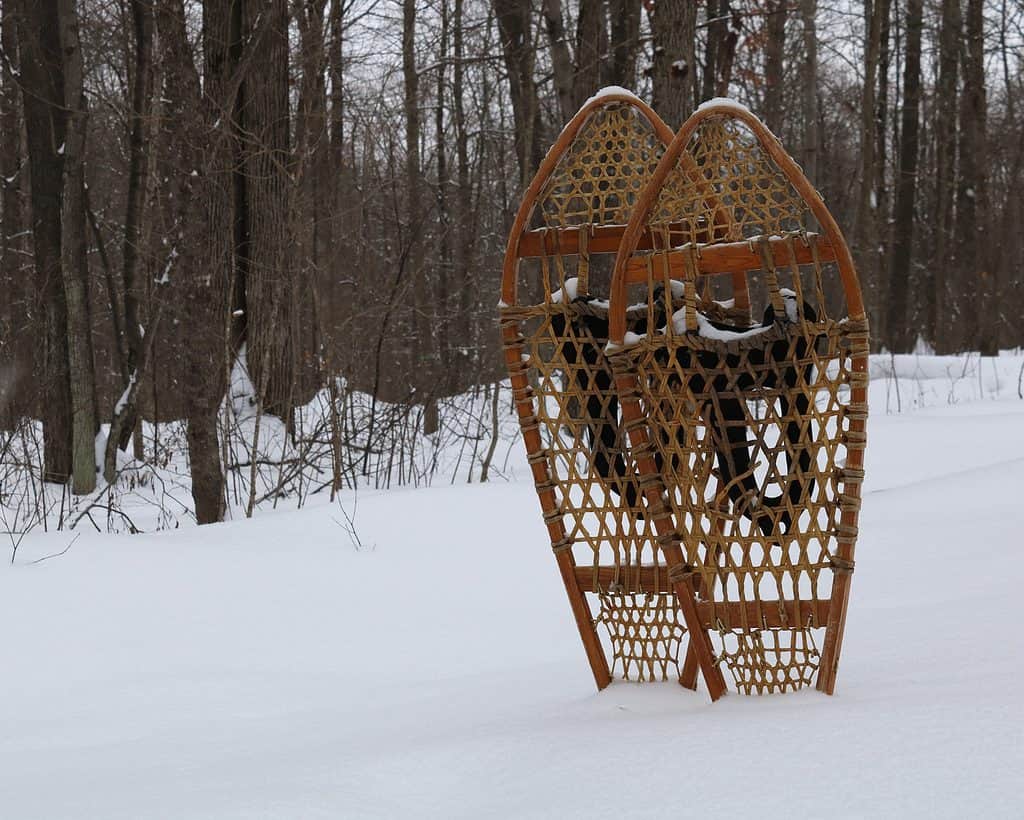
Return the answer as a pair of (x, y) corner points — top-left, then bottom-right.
(2, 355), (1023, 819)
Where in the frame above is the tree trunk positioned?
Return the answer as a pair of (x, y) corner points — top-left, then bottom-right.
(329, 0), (344, 158)
(436, 0), (452, 387)
(886, 0), (921, 354)
(715, 6), (741, 98)
(110, 0), (155, 460)
(0, 0), (25, 426)
(609, 0), (640, 90)
(493, 0), (544, 186)
(873, 0), (891, 291)
(955, 0), (991, 354)
(241, 0), (297, 419)
(992, 2), (1022, 354)
(702, 0), (725, 102)
(182, 0), (239, 523)
(763, 0), (787, 134)
(649, 0), (696, 129)
(56, 0), (97, 494)
(294, 0), (329, 383)
(186, 381), (225, 525)
(929, 0), (960, 349)
(326, 0), (347, 364)
(799, 0), (819, 186)
(573, 0), (608, 108)
(454, 0), (474, 374)
(18, 0), (73, 482)
(855, 0), (884, 339)
(542, 0), (576, 124)
(403, 0), (438, 432)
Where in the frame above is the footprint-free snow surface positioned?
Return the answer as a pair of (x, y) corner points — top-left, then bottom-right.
(3, 379), (1023, 818)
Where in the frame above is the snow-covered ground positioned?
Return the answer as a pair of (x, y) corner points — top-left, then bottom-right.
(2, 355), (1023, 818)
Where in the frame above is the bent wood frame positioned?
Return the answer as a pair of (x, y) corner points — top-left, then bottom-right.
(500, 92), (724, 696)
(608, 103), (869, 695)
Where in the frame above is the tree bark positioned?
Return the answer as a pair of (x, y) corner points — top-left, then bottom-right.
(294, 0), (329, 382)
(493, 0), (544, 186)
(573, 0), (608, 108)
(929, 0), (960, 349)
(714, 5), (741, 98)
(18, 0), (73, 482)
(855, 0), (884, 338)
(0, 0), (25, 426)
(404, 0), (438, 432)
(326, 0), (347, 365)
(182, 0), (239, 523)
(436, 0), (452, 387)
(453, 0), (474, 372)
(763, 0), (787, 134)
(873, 0), (891, 278)
(649, 0), (696, 129)
(702, 0), (725, 102)
(799, 0), (818, 186)
(241, 0), (298, 419)
(886, 0), (921, 354)
(542, 0), (576, 124)
(110, 0), (155, 460)
(56, 0), (97, 494)
(609, 0), (641, 90)
(955, 0), (991, 354)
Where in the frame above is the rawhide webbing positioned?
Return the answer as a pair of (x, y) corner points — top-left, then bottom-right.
(553, 289), (820, 534)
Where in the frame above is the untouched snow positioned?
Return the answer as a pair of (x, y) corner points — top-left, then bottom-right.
(2, 373), (1023, 817)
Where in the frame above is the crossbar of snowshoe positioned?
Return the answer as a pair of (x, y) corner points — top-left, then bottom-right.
(576, 565), (832, 628)
(621, 233), (837, 283)
(515, 220), (722, 258)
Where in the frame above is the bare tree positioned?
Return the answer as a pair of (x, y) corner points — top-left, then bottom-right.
(649, 0), (697, 129)
(609, 0), (641, 89)
(242, 0), (302, 419)
(873, 0), (891, 281)
(956, 0), (993, 354)
(0, 0), (25, 426)
(56, 0), (97, 494)
(799, 0), (818, 185)
(103, 0), (156, 481)
(494, 0), (544, 185)
(950, 0), (991, 352)
(929, 0), (961, 348)
(886, 0), (922, 353)
(574, 0), (608, 107)
(763, 0), (787, 134)
(855, 0), (885, 332)
(18, 0), (73, 482)
(543, 0), (576, 124)
(2, 0), (1021, 532)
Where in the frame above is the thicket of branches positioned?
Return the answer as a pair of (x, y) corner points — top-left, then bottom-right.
(0, 0), (1021, 524)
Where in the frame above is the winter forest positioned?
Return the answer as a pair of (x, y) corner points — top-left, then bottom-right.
(2, 1), (1023, 814)
(0, 0), (1021, 527)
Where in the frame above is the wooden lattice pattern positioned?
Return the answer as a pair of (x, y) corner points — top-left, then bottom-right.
(500, 95), (684, 684)
(537, 102), (668, 230)
(648, 114), (810, 240)
(607, 107), (868, 696)
(718, 625), (821, 694)
(615, 272), (867, 692)
(598, 590), (686, 681)
(500, 97), (867, 699)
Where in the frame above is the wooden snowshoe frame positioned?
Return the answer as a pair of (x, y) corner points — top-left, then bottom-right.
(606, 102), (869, 696)
(499, 93), (729, 691)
